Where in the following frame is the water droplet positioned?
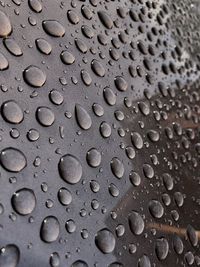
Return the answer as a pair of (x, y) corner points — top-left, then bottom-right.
(100, 122), (111, 138)
(49, 89), (63, 105)
(23, 65), (46, 87)
(0, 244), (20, 267)
(103, 87), (116, 106)
(81, 70), (92, 86)
(98, 11), (113, 29)
(128, 211), (144, 235)
(110, 157), (124, 178)
(1, 100), (23, 124)
(58, 154), (82, 184)
(149, 200), (164, 218)
(65, 219), (76, 233)
(95, 228), (116, 254)
(12, 188), (36, 215)
(75, 104), (92, 130)
(155, 238), (169, 260)
(50, 252), (60, 267)
(0, 10), (12, 37)
(129, 171), (141, 186)
(28, 0), (42, 13)
(67, 10), (79, 25)
(3, 38), (22, 56)
(35, 38), (52, 55)
(138, 255), (151, 267)
(114, 76), (128, 92)
(36, 107), (55, 126)
(0, 147), (26, 172)
(40, 216), (60, 243)
(0, 52), (8, 70)
(86, 148), (101, 167)
(131, 132), (143, 149)
(57, 187), (72, 206)
(42, 20), (65, 37)
(91, 59), (105, 77)
(71, 260), (88, 267)
(60, 51), (75, 65)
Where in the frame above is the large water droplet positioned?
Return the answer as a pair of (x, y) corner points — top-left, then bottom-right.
(98, 11), (113, 29)
(86, 148), (101, 167)
(95, 229), (116, 254)
(149, 200), (164, 218)
(110, 157), (124, 178)
(42, 20), (65, 37)
(23, 65), (46, 87)
(138, 255), (151, 267)
(155, 238), (169, 260)
(3, 38), (22, 56)
(71, 260), (88, 267)
(1, 100), (23, 124)
(75, 104), (92, 130)
(12, 188), (36, 215)
(36, 107), (55, 126)
(35, 38), (52, 55)
(91, 59), (105, 77)
(128, 211), (144, 235)
(0, 10), (12, 37)
(60, 51), (75, 65)
(40, 216), (60, 243)
(57, 187), (72, 206)
(0, 244), (20, 267)
(0, 147), (26, 172)
(0, 52), (8, 70)
(28, 0), (42, 13)
(58, 154), (82, 184)
(114, 76), (128, 92)
(131, 132), (143, 149)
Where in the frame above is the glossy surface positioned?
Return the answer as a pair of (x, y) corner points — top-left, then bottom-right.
(0, 0), (200, 266)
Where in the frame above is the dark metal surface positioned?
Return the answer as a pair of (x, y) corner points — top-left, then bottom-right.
(0, 0), (200, 266)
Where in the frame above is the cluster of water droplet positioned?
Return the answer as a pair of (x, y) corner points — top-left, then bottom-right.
(0, 0), (200, 266)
